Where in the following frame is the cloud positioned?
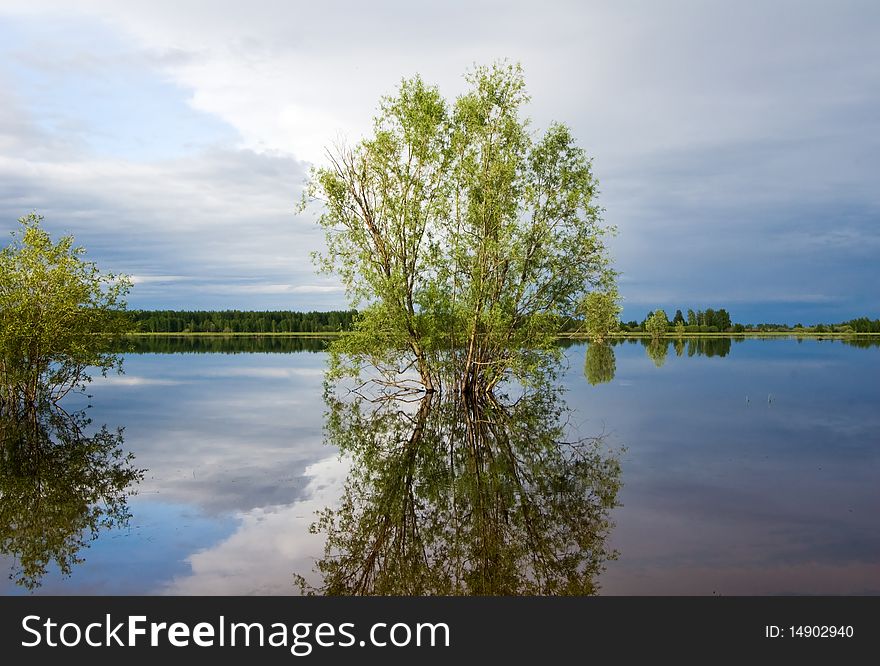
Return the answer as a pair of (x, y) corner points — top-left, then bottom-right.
(1, 1), (878, 320)
(130, 274), (191, 284)
(0, 145), (344, 308)
(206, 283), (344, 295)
(157, 454), (350, 595)
(99, 375), (188, 386)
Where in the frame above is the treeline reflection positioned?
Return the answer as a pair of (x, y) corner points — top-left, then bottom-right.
(581, 335), (879, 385)
(120, 335), (329, 355)
(122, 334), (879, 357)
(584, 336), (734, 384)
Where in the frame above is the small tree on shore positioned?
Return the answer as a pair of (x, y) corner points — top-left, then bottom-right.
(645, 309), (668, 339)
(582, 290), (620, 342)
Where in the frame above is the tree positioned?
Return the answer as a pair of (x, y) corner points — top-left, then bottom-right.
(672, 309), (685, 325)
(645, 309), (668, 339)
(704, 308), (716, 329)
(581, 289), (620, 342)
(304, 63), (616, 393)
(687, 309), (696, 326)
(0, 214), (132, 406)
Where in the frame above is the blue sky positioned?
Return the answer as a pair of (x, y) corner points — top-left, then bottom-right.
(1, 1), (878, 323)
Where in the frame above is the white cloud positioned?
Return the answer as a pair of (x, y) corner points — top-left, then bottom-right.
(158, 454), (350, 595)
(0, 147), (340, 308)
(96, 375), (187, 386)
(204, 283), (343, 295)
(130, 274), (190, 284)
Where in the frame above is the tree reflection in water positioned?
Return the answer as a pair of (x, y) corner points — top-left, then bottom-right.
(0, 402), (142, 590)
(298, 379), (622, 595)
(584, 343), (616, 386)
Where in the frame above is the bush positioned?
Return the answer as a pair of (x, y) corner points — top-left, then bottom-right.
(0, 213), (131, 405)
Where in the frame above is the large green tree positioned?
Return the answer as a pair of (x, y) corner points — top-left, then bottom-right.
(305, 63), (616, 393)
(0, 214), (132, 406)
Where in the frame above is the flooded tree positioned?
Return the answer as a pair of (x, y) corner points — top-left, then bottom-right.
(304, 63), (617, 393)
(0, 214), (140, 589)
(0, 213), (132, 407)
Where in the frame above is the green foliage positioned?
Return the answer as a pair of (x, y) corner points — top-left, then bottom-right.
(0, 214), (132, 405)
(645, 309), (668, 339)
(130, 309), (356, 334)
(304, 62), (616, 392)
(845, 317), (880, 333)
(581, 290), (620, 342)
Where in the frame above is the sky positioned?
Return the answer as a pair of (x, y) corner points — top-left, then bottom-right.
(0, 0), (878, 324)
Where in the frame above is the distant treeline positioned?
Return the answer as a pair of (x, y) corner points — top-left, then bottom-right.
(841, 317), (880, 333)
(128, 309), (879, 335)
(623, 307), (733, 333)
(619, 307), (879, 335)
(130, 310), (357, 333)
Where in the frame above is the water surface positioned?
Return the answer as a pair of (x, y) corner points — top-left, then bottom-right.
(2, 336), (877, 594)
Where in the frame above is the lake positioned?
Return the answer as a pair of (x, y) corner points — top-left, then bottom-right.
(2, 336), (878, 595)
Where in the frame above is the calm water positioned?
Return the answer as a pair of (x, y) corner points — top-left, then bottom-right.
(2, 337), (878, 595)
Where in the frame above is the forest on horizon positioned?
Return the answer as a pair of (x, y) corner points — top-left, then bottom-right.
(129, 309), (880, 335)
